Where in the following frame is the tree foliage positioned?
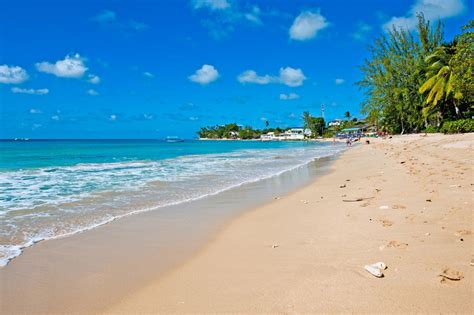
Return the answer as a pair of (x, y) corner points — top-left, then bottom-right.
(303, 111), (325, 137)
(358, 14), (473, 134)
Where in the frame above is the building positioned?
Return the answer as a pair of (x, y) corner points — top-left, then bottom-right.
(328, 119), (342, 127)
(260, 128), (311, 141)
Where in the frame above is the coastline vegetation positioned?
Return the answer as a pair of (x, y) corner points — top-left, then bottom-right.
(358, 14), (473, 134)
(197, 123), (286, 139)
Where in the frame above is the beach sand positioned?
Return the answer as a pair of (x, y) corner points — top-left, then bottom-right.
(1, 133), (472, 313)
(108, 133), (473, 313)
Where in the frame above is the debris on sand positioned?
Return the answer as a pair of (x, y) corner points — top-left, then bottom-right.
(439, 268), (464, 282)
(387, 240), (408, 249)
(364, 262), (387, 278)
(380, 219), (394, 227)
(342, 197), (374, 202)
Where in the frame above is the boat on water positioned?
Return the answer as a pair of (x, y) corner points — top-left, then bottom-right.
(166, 136), (184, 143)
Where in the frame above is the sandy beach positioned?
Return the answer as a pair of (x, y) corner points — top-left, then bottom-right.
(108, 133), (473, 313)
(1, 133), (472, 313)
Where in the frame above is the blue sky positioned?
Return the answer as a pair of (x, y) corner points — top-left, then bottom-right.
(0, 0), (471, 138)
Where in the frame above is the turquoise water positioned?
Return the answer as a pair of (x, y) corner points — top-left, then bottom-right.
(0, 140), (345, 266)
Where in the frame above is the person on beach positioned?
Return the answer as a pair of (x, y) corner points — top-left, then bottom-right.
(346, 136), (352, 147)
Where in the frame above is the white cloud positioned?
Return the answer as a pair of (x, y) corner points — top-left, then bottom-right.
(51, 115), (60, 121)
(36, 54), (88, 78)
(129, 20), (148, 31)
(110, 114), (117, 121)
(143, 113), (154, 120)
(352, 22), (373, 41)
(279, 67), (306, 87)
(93, 10), (117, 23)
(88, 74), (100, 84)
(335, 78), (345, 85)
(87, 89), (99, 96)
(237, 67), (306, 87)
(193, 0), (230, 10)
(0, 65), (28, 84)
(188, 64), (219, 84)
(237, 70), (274, 84)
(11, 87), (49, 95)
(189, 116), (200, 121)
(383, 0), (465, 31)
(244, 6), (262, 25)
(289, 10), (329, 41)
(143, 71), (154, 78)
(280, 93), (300, 100)
(29, 108), (42, 114)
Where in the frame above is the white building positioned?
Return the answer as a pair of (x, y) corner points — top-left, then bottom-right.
(328, 119), (342, 127)
(261, 132), (278, 141)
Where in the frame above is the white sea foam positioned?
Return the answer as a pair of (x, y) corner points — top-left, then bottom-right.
(0, 143), (345, 266)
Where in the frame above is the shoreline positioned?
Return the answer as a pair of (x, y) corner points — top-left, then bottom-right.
(1, 133), (472, 313)
(0, 149), (339, 314)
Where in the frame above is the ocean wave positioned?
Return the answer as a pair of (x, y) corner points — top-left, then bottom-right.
(0, 143), (345, 266)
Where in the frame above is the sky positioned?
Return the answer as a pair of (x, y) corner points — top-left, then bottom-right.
(0, 0), (471, 139)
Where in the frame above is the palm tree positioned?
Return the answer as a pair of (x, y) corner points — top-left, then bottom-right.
(419, 45), (462, 117)
(344, 111), (351, 120)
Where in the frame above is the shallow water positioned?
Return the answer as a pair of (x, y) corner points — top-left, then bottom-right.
(0, 139), (345, 266)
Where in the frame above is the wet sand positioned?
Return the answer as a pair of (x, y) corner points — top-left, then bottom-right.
(1, 133), (472, 313)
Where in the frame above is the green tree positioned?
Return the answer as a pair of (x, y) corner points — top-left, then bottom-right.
(302, 111), (325, 137)
(344, 111), (351, 120)
(419, 45), (461, 117)
(358, 13), (444, 133)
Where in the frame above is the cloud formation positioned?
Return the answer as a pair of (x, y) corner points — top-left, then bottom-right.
(279, 93), (300, 100)
(36, 54), (88, 78)
(188, 64), (219, 84)
(351, 21), (372, 41)
(0, 65), (28, 84)
(29, 108), (42, 114)
(383, 0), (465, 31)
(237, 67), (306, 87)
(88, 74), (100, 84)
(335, 78), (345, 85)
(93, 10), (148, 32)
(192, 0), (262, 38)
(279, 67), (306, 87)
(93, 10), (117, 23)
(87, 89), (99, 96)
(193, 0), (230, 10)
(143, 71), (154, 78)
(289, 10), (328, 41)
(11, 87), (49, 95)
(237, 70), (274, 84)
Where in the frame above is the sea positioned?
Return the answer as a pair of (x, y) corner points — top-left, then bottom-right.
(0, 139), (345, 266)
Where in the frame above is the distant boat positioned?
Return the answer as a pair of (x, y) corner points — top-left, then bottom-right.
(166, 136), (184, 143)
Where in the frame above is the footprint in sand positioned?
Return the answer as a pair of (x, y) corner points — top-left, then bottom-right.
(439, 268), (464, 282)
(379, 219), (394, 227)
(405, 214), (416, 222)
(392, 204), (406, 210)
(387, 240), (408, 249)
(454, 229), (471, 237)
